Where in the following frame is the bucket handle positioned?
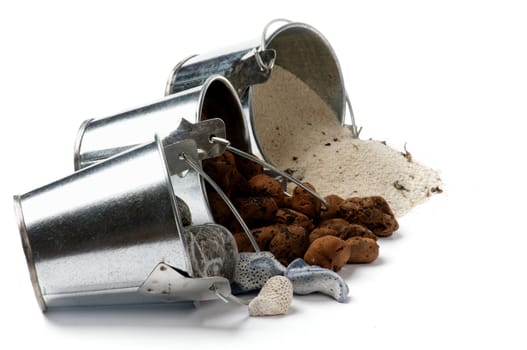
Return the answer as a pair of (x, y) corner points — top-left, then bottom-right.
(346, 92), (362, 138)
(255, 18), (292, 71)
(179, 152), (261, 253)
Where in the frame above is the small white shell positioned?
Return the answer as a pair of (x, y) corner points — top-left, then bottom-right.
(248, 276), (293, 316)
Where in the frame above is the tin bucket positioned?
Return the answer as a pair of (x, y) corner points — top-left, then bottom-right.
(75, 74), (249, 170)
(14, 137), (237, 311)
(74, 75), (249, 225)
(165, 20), (360, 162)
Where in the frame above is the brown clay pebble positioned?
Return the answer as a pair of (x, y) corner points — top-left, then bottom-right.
(282, 196), (292, 208)
(203, 151), (236, 177)
(318, 218), (352, 236)
(233, 224), (283, 252)
(319, 194), (344, 221)
(203, 151), (247, 196)
(339, 196), (399, 237)
(228, 218), (243, 235)
(343, 224), (378, 241)
(234, 153), (264, 179)
(346, 237), (379, 263)
(269, 225), (309, 266)
(207, 192), (232, 226)
(248, 174), (285, 206)
(234, 196), (278, 225)
(229, 170), (250, 196)
(290, 182), (321, 218)
(233, 232), (255, 252)
(250, 224), (283, 251)
(275, 208), (315, 232)
(309, 227), (338, 243)
(310, 221), (377, 242)
(304, 236), (350, 272)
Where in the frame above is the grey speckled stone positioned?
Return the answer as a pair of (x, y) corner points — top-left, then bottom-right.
(185, 224), (238, 281)
(176, 196), (192, 226)
(285, 258), (349, 303)
(232, 252), (286, 294)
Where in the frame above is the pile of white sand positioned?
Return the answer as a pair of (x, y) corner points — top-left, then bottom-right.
(253, 66), (441, 217)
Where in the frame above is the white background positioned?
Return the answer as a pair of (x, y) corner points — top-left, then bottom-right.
(1, 1), (526, 349)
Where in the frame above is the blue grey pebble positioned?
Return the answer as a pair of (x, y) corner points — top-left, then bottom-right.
(232, 252), (286, 294)
(287, 257), (310, 270)
(285, 258), (349, 303)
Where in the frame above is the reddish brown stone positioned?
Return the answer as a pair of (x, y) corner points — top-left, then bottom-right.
(308, 227), (338, 243)
(203, 151), (248, 196)
(342, 224), (378, 241)
(269, 225), (309, 266)
(346, 237), (379, 263)
(207, 192), (232, 226)
(250, 224), (283, 251)
(318, 218), (352, 236)
(339, 196), (399, 237)
(304, 236), (350, 272)
(233, 232), (255, 252)
(290, 182), (321, 218)
(248, 174), (285, 207)
(234, 196), (278, 226)
(319, 194), (344, 221)
(274, 208), (314, 232)
(234, 153), (264, 179)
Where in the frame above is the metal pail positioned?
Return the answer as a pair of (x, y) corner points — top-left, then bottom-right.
(15, 137), (236, 311)
(165, 20), (356, 161)
(75, 75), (249, 170)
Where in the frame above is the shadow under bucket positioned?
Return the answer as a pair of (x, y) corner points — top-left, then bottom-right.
(165, 21), (353, 163)
(15, 138), (237, 311)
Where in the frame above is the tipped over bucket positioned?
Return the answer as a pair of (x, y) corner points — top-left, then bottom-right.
(75, 75), (249, 170)
(165, 20), (353, 162)
(15, 137), (238, 311)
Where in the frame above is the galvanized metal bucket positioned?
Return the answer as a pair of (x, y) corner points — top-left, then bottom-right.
(72, 72), (329, 227)
(73, 75), (249, 226)
(14, 137), (237, 311)
(75, 74), (249, 170)
(165, 20), (359, 161)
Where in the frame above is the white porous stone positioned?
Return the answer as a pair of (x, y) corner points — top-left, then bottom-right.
(248, 276), (293, 317)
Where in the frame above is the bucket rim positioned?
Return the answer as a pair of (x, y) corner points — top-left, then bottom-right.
(154, 135), (195, 277)
(73, 118), (94, 171)
(13, 195), (47, 312)
(198, 74), (249, 150)
(165, 54), (198, 97)
(197, 75), (232, 122)
(264, 21), (347, 123)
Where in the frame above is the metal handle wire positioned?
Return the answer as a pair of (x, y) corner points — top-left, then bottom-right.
(179, 153), (260, 253)
(211, 284), (251, 306)
(255, 18), (292, 71)
(346, 92), (362, 138)
(211, 137), (329, 210)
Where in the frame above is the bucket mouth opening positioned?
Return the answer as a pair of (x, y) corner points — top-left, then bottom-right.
(263, 22), (346, 120)
(13, 195), (47, 312)
(155, 136), (196, 278)
(198, 76), (250, 152)
(249, 23), (347, 164)
(196, 76), (251, 231)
